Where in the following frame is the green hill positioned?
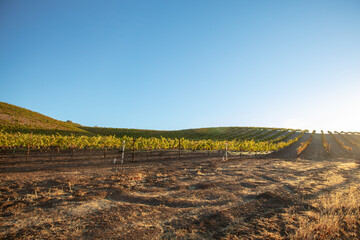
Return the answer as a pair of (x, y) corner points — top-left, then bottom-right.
(0, 101), (87, 134)
(0, 101), (296, 140)
(79, 126), (283, 140)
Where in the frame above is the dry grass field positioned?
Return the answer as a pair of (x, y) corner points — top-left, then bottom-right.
(1, 148), (360, 239)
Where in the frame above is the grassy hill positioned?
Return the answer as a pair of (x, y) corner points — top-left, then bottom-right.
(0, 101), (88, 135)
(0, 101), (296, 140)
(79, 126), (292, 140)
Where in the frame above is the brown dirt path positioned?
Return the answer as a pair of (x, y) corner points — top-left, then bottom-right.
(325, 134), (353, 159)
(270, 133), (310, 159)
(299, 134), (327, 160)
(336, 134), (360, 156)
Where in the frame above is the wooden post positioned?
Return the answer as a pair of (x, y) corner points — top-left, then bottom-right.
(27, 147), (30, 160)
(71, 148), (74, 160)
(121, 141), (125, 164)
(132, 137), (135, 162)
(103, 149), (107, 159)
(178, 138), (181, 158)
(225, 142), (228, 161)
(53, 149), (57, 162)
(57, 147), (60, 165)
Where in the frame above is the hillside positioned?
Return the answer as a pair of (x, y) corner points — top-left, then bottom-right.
(79, 126), (295, 141)
(0, 101), (87, 134)
(0, 101), (299, 140)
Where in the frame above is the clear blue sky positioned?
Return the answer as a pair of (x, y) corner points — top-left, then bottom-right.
(1, 0), (360, 131)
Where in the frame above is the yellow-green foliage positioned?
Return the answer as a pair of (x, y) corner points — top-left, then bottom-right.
(0, 130), (307, 152)
(297, 130), (316, 156)
(321, 130), (331, 153)
(328, 131), (352, 153)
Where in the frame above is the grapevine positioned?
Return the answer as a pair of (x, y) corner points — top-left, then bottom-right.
(321, 131), (331, 154)
(0, 130), (307, 153)
(335, 132), (360, 148)
(328, 131), (352, 153)
(297, 130), (315, 156)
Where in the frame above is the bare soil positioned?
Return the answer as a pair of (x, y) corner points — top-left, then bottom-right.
(325, 134), (353, 159)
(271, 133), (310, 159)
(1, 135), (360, 239)
(300, 134), (327, 160)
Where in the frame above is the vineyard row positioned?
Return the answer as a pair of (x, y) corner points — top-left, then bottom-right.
(0, 130), (307, 153)
(328, 131), (352, 153)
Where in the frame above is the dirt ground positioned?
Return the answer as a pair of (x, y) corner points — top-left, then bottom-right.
(1, 135), (360, 239)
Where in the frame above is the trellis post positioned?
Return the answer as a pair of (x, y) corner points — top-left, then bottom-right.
(132, 137), (135, 162)
(121, 140), (125, 164)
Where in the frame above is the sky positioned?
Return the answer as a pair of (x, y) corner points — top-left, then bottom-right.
(1, 0), (360, 132)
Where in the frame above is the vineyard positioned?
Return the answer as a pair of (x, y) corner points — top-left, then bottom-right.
(2, 129), (360, 239)
(2, 128), (360, 162)
(1, 0), (360, 236)
(0, 129), (307, 162)
(1, 101), (313, 161)
(321, 130), (331, 154)
(328, 131), (353, 154)
(296, 130), (316, 156)
(2, 102), (360, 239)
